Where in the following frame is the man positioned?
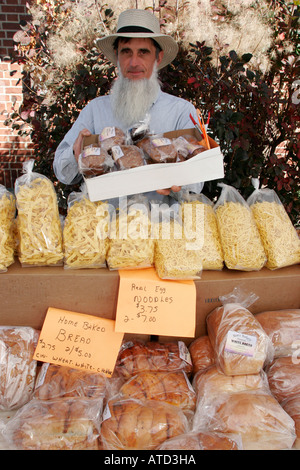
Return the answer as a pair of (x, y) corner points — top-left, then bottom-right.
(53, 9), (201, 196)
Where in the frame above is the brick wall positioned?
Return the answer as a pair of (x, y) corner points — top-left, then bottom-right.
(0, 0), (34, 190)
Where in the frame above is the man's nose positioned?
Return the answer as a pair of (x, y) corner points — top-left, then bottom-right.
(129, 52), (141, 67)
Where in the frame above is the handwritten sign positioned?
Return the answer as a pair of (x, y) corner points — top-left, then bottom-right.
(33, 308), (124, 377)
(115, 268), (196, 337)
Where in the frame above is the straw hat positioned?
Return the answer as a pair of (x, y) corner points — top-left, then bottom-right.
(96, 9), (178, 70)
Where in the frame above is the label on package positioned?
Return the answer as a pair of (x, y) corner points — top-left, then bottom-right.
(152, 137), (172, 147)
(225, 330), (257, 357)
(99, 127), (115, 141)
(82, 147), (101, 158)
(111, 145), (124, 161)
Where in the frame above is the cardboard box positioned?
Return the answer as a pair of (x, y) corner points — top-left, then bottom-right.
(83, 128), (224, 202)
(0, 262), (299, 344)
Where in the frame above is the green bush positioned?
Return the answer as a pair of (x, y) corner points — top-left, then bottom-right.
(6, 0), (300, 224)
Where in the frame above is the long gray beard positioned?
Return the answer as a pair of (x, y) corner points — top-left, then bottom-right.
(110, 62), (161, 129)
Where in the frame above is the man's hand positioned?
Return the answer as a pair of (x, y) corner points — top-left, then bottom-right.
(73, 129), (92, 161)
(156, 186), (181, 196)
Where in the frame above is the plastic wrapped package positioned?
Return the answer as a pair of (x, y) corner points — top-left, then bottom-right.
(63, 190), (110, 269)
(3, 397), (103, 450)
(247, 182), (300, 269)
(214, 183), (266, 270)
(100, 397), (190, 450)
(0, 185), (16, 272)
(193, 389), (296, 450)
(188, 335), (215, 375)
(255, 309), (300, 358)
(15, 160), (63, 266)
(106, 196), (154, 270)
(179, 193), (223, 270)
(111, 144), (145, 170)
(98, 126), (126, 152)
(266, 356), (300, 404)
(158, 430), (242, 450)
(115, 340), (193, 379)
(0, 326), (39, 410)
(153, 203), (202, 280)
(118, 371), (196, 411)
(138, 135), (177, 163)
(281, 396), (300, 450)
(173, 134), (207, 161)
(193, 365), (269, 400)
(33, 363), (109, 400)
(206, 288), (274, 375)
(78, 145), (114, 177)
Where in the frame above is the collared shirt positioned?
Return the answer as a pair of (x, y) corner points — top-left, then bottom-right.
(53, 89), (203, 197)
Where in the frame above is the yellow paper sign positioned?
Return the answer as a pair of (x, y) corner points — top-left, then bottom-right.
(115, 268), (196, 337)
(33, 308), (124, 377)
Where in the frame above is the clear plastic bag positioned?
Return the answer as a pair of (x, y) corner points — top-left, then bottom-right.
(192, 388), (296, 450)
(281, 395), (300, 450)
(118, 370), (196, 412)
(63, 187), (110, 269)
(115, 340), (193, 379)
(3, 397), (103, 450)
(206, 287), (274, 375)
(179, 192), (224, 270)
(255, 308), (300, 358)
(266, 356), (300, 404)
(78, 144), (114, 177)
(158, 430), (242, 450)
(247, 179), (300, 269)
(106, 195), (154, 270)
(214, 183), (266, 270)
(0, 185), (16, 272)
(0, 326), (39, 410)
(100, 397), (190, 450)
(188, 335), (215, 375)
(33, 363), (109, 400)
(15, 160), (63, 266)
(138, 134), (178, 163)
(152, 201), (202, 279)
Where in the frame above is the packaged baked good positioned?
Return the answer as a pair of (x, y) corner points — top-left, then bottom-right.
(0, 185), (16, 272)
(3, 397), (102, 450)
(115, 340), (193, 379)
(266, 356), (300, 404)
(63, 190), (110, 269)
(180, 193), (224, 270)
(281, 395), (300, 450)
(106, 196), (154, 270)
(189, 335), (215, 375)
(193, 389), (296, 450)
(34, 363), (108, 400)
(158, 430), (241, 450)
(193, 365), (269, 399)
(78, 144), (114, 177)
(255, 309), (300, 358)
(206, 287), (273, 375)
(247, 180), (300, 269)
(140, 135), (177, 163)
(100, 397), (189, 450)
(119, 371), (196, 411)
(98, 126), (126, 152)
(111, 144), (145, 170)
(15, 160), (63, 266)
(173, 134), (206, 161)
(0, 326), (39, 410)
(214, 183), (266, 271)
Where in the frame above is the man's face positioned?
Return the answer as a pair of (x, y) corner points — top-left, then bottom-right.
(117, 38), (164, 80)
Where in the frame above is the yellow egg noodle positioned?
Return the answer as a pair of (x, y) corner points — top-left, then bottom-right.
(154, 219), (203, 279)
(63, 196), (110, 269)
(0, 187), (16, 272)
(16, 177), (63, 266)
(180, 200), (224, 270)
(250, 201), (300, 269)
(215, 201), (266, 271)
(106, 206), (154, 269)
